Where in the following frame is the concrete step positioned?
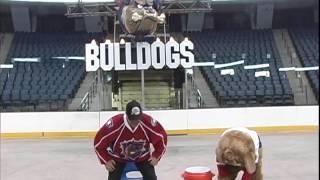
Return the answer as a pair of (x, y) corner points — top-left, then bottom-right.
(121, 80), (172, 109)
(187, 78), (201, 108)
(273, 29), (318, 105)
(0, 33), (14, 64)
(191, 67), (219, 108)
(68, 72), (98, 110)
(87, 82), (112, 111)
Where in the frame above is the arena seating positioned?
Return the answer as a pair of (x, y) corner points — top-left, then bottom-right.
(0, 32), (103, 111)
(187, 30), (294, 106)
(0, 60), (85, 111)
(6, 32), (102, 60)
(289, 28), (319, 100)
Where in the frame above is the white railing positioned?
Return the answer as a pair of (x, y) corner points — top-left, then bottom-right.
(80, 92), (89, 111)
(196, 88), (203, 108)
(79, 73), (98, 111)
(189, 73), (203, 108)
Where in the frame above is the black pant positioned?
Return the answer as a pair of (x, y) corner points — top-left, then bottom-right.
(108, 160), (157, 180)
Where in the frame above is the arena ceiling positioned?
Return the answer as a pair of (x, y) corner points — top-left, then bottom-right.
(63, 0), (214, 17)
(62, 0), (316, 17)
(1, 0), (317, 17)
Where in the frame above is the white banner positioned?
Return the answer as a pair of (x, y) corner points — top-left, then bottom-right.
(0, 64), (14, 69)
(214, 60), (244, 69)
(244, 64), (270, 70)
(279, 66), (319, 72)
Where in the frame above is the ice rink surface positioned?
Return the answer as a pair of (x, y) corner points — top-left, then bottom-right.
(1, 132), (319, 180)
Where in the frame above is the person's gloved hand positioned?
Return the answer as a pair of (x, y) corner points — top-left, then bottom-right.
(148, 156), (159, 166)
(105, 160), (116, 172)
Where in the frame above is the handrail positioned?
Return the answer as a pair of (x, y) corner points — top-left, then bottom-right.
(196, 88), (203, 108)
(80, 92), (89, 111)
(79, 73), (99, 111)
(189, 73), (203, 108)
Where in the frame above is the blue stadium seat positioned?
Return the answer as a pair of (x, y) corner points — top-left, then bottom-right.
(188, 30), (295, 106)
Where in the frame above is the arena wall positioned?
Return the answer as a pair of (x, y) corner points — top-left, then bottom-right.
(1, 106), (318, 138)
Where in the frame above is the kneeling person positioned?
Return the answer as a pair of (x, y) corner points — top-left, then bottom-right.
(94, 100), (167, 180)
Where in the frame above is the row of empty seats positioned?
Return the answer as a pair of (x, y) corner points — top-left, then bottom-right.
(6, 32), (103, 61)
(0, 60), (85, 111)
(187, 30), (294, 106)
(1, 32), (104, 111)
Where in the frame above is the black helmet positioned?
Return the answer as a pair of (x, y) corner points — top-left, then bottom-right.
(126, 100), (142, 121)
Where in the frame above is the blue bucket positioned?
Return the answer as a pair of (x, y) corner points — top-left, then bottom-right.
(121, 162), (143, 180)
(126, 171), (143, 180)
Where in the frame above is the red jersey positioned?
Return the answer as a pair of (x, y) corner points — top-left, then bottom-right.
(94, 113), (167, 164)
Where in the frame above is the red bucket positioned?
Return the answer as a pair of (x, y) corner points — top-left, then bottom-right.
(182, 166), (215, 180)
